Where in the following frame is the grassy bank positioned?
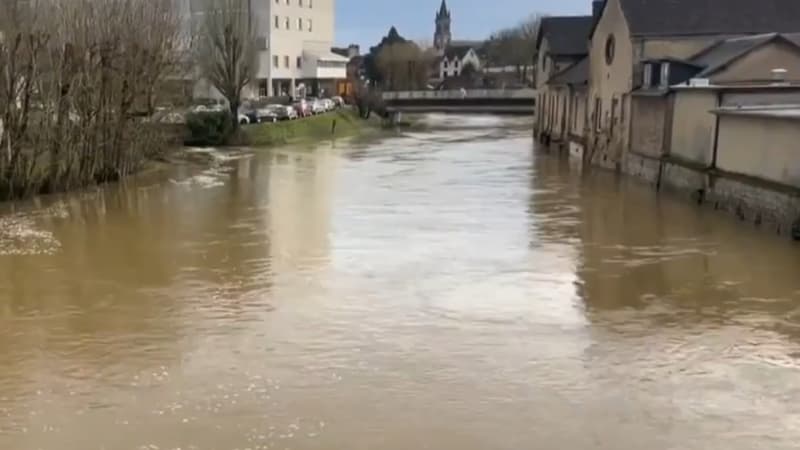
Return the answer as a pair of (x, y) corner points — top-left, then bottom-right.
(243, 109), (375, 147)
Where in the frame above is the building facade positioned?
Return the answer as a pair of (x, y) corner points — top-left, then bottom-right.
(180, 0), (347, 100)
(586, 0), (800, 169)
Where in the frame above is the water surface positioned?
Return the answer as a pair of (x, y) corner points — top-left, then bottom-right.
(1, 114), (800, 449)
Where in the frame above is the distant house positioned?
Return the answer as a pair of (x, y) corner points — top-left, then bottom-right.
(438, 44), (481, 79)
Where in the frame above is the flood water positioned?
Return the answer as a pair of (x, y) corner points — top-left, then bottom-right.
(1, 114), (800, 449)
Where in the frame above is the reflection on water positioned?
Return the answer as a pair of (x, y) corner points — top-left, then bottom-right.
(1, 114), (800, 449)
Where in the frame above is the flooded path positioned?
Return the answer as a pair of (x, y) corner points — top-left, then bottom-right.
(1, 115), (800, 449)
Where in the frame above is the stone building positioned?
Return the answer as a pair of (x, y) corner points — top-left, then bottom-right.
(586, 0), (800, 169)
(533, 15), (593, 151)
(433, 0), (452, 52)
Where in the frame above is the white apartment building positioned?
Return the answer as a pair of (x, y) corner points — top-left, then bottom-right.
(180, 0), (347, 99)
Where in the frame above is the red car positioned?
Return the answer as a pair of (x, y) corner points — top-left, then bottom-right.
(293, 100), (312, 118)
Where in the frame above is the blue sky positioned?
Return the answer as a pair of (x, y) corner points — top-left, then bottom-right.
(335, 0), (590, 49)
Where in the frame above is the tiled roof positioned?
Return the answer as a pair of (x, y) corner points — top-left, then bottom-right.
(617, 0), (800, 37)
(443, 45), (474, 61)
(548, 57), (589, 86)
(690, 33), (800, 77)
(537, 16), (593, 56)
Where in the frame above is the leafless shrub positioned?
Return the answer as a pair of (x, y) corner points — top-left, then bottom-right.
(0, 0), (184, 200)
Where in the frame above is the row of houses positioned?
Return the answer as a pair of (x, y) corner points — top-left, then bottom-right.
(535, 0), (800, 238)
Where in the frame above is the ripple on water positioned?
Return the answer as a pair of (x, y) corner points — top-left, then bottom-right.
(0, 214), (60, 256)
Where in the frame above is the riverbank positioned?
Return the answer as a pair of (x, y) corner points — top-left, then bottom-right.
(243, 109), (380, 147)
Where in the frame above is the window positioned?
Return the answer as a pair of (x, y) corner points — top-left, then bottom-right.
(643, 63), (653, 87)
(285, 17), (290, 29)
(308, 19), (312, 31)
(298, 18), (303, 30)
(274, 15), (279, 29)
(443, 60), (448, 68)
(284, 55), (290, 68)
(285, 0), (289, 4)
(610, 98), (618, 137)
(299, 0), (303, 5)
(660, 62), (670, 87)
(273, 55), (279, 67)
(455, 60), (460, 67)
(605, 34), (615, 65)
(296, 56), (302, 68)
(309, 0), (312, 7)
(594, 97), (601, 131)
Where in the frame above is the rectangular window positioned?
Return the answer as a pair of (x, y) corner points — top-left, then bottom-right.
(296, 56), (302, 68)
(273, 55), (279, 67)
(284, 55), (290, 68)
(299, 0), (303, 5)
(643, 64), (652, 87)
(309, 0), (312, 7)
(285, 17), (290, 29)
(308, 19), (312, 31)
(594, 97), (601, 132)
(610, 98), (619, 137)
(274, 15), (279, 29)
(298, 18), (303, 30)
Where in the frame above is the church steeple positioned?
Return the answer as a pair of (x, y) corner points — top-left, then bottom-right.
(436, 0), (450, 20)
(434, 0), (452, 52)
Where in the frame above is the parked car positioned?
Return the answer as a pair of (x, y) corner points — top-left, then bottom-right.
(238, 113), (250, 125)
(293, 100), (312, 118)
(275, 105), (298, 120)
(309, 99), (326, 115)
(256, 105), (280, 123)
(331, 96), (345, 107)
(322, 98), (336, 111)
(240, 106), (260, 124)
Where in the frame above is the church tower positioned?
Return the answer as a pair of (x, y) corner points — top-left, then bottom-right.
(434, 0), (452, 52)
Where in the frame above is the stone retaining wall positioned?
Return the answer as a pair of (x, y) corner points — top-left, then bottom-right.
(620, 153), (800, 240)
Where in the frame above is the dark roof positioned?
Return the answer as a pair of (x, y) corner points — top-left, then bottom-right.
(548, 57), (589, 86)
(536, 16), (593, 56)
(450, 39), (483, 48)
(443, 45), (474, 61)
(331, 47), (349, 58)
(616, 0), (800, 37)
(690, 33), (800, 77)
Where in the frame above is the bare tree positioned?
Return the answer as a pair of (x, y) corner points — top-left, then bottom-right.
(0, 0), (184, 200)
(485, 13), (543, 83)
(194, 0), (258, 130)
(376, 42), (432, 90)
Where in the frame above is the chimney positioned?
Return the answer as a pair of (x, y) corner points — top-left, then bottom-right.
(592, 0), (606, 25)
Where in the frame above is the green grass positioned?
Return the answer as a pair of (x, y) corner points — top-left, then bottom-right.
(243, 109), (372, 147)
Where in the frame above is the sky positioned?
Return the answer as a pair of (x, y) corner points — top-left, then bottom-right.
(335, 0), (589, 49)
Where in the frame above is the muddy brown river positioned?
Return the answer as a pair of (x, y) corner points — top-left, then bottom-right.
(1, 115), (800, 449)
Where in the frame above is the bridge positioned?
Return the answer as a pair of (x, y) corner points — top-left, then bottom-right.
(381, 89), (537, 115)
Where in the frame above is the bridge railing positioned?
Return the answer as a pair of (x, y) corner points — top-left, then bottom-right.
(382, 88), (537, 101)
